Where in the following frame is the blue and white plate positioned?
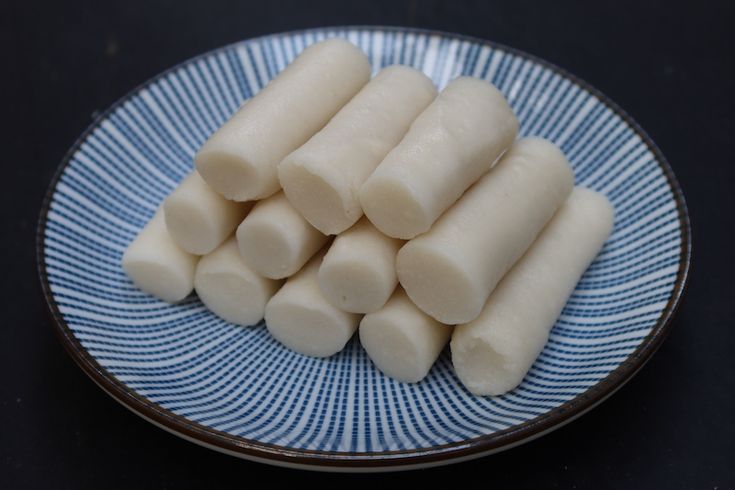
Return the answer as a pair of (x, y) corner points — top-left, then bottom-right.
(37, 27), (690, 471)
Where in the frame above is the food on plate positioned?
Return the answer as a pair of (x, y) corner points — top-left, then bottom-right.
(236, 191), (328, 279)
(359, 287), (451, 383)
(318, 217), (403, 313)
(279, 65), (437, 235)
(195, 38), (371, 201)
(451, 187), (614, 395)
(359, 76), (518, 239)
(122, 210), (198, 303)
(265, 249), (361, 357)
(397, 137), (574, 324)
(194, 236), (282, 326)
(163, 172), (253, 255)
(119, 37), (617, 395)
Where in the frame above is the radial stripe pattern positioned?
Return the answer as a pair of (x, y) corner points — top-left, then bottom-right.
(41, 27), (686, 456)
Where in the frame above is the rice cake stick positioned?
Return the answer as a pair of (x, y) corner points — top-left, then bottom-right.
(164, 172), (253, 255)
(265, 249), (361, 358)
(279, 65), (437, 234)
(196, 39), (371, 201)
(122, 210), (198, 303)
(195, 236), (282, 326)
(318, 217), (403, 314)
(360, 287), (451, 383)
(451, 187), (614, 396)
(397, 137), (573, 324)
(236, 192), (328, 279)
(359, 76), (518, 239)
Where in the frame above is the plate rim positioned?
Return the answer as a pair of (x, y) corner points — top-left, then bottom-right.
(36, 25), (692, 470)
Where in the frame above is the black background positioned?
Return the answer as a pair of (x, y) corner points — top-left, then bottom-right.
(2, 0), (734, 488)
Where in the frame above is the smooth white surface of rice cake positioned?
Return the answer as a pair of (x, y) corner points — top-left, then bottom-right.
(359, 76), (518, 239)
(195, 39), (371, 202)
(122, 210), (199, 303)
(318, 217), (403, 313)
(194, 236), (282, 326)
(451, 187), (614, 396)
(265, 249), (361, 358)
(359, 287), (452, 383)
(163, 172), (254, 255)
(279, 65), (437, 234)
(236, 192), (328, 279)
(397, 137), (574, 324)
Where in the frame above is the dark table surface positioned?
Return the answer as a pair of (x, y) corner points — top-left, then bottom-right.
(3, 0), (734, 488)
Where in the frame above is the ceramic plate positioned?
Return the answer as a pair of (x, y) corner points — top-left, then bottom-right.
(37, 26), (690, 471)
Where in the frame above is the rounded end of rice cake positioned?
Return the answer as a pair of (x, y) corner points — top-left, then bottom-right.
(163, 197), (220, 255)
(508, 137), (574, 182)
(195, 271), (273, 326)
(397, 242), (481, 324)
(359, 177), (432, 239)
(448, 77), (517, 114)
(279, 158), (357, 235)
(122, 258), (194, 303)
(450, 328), (526, 396)
(567, 186), (615, 231)
(236, 220), (300, 280)
(300, 39), (372, 81)
(309, 37), (369, 60)
(195, 149), (276, 202)
(359, 315), (428, 383)
(265, 301), (357, 358)
(318, 258), (394, 313)
(379, 64), (436, 87)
